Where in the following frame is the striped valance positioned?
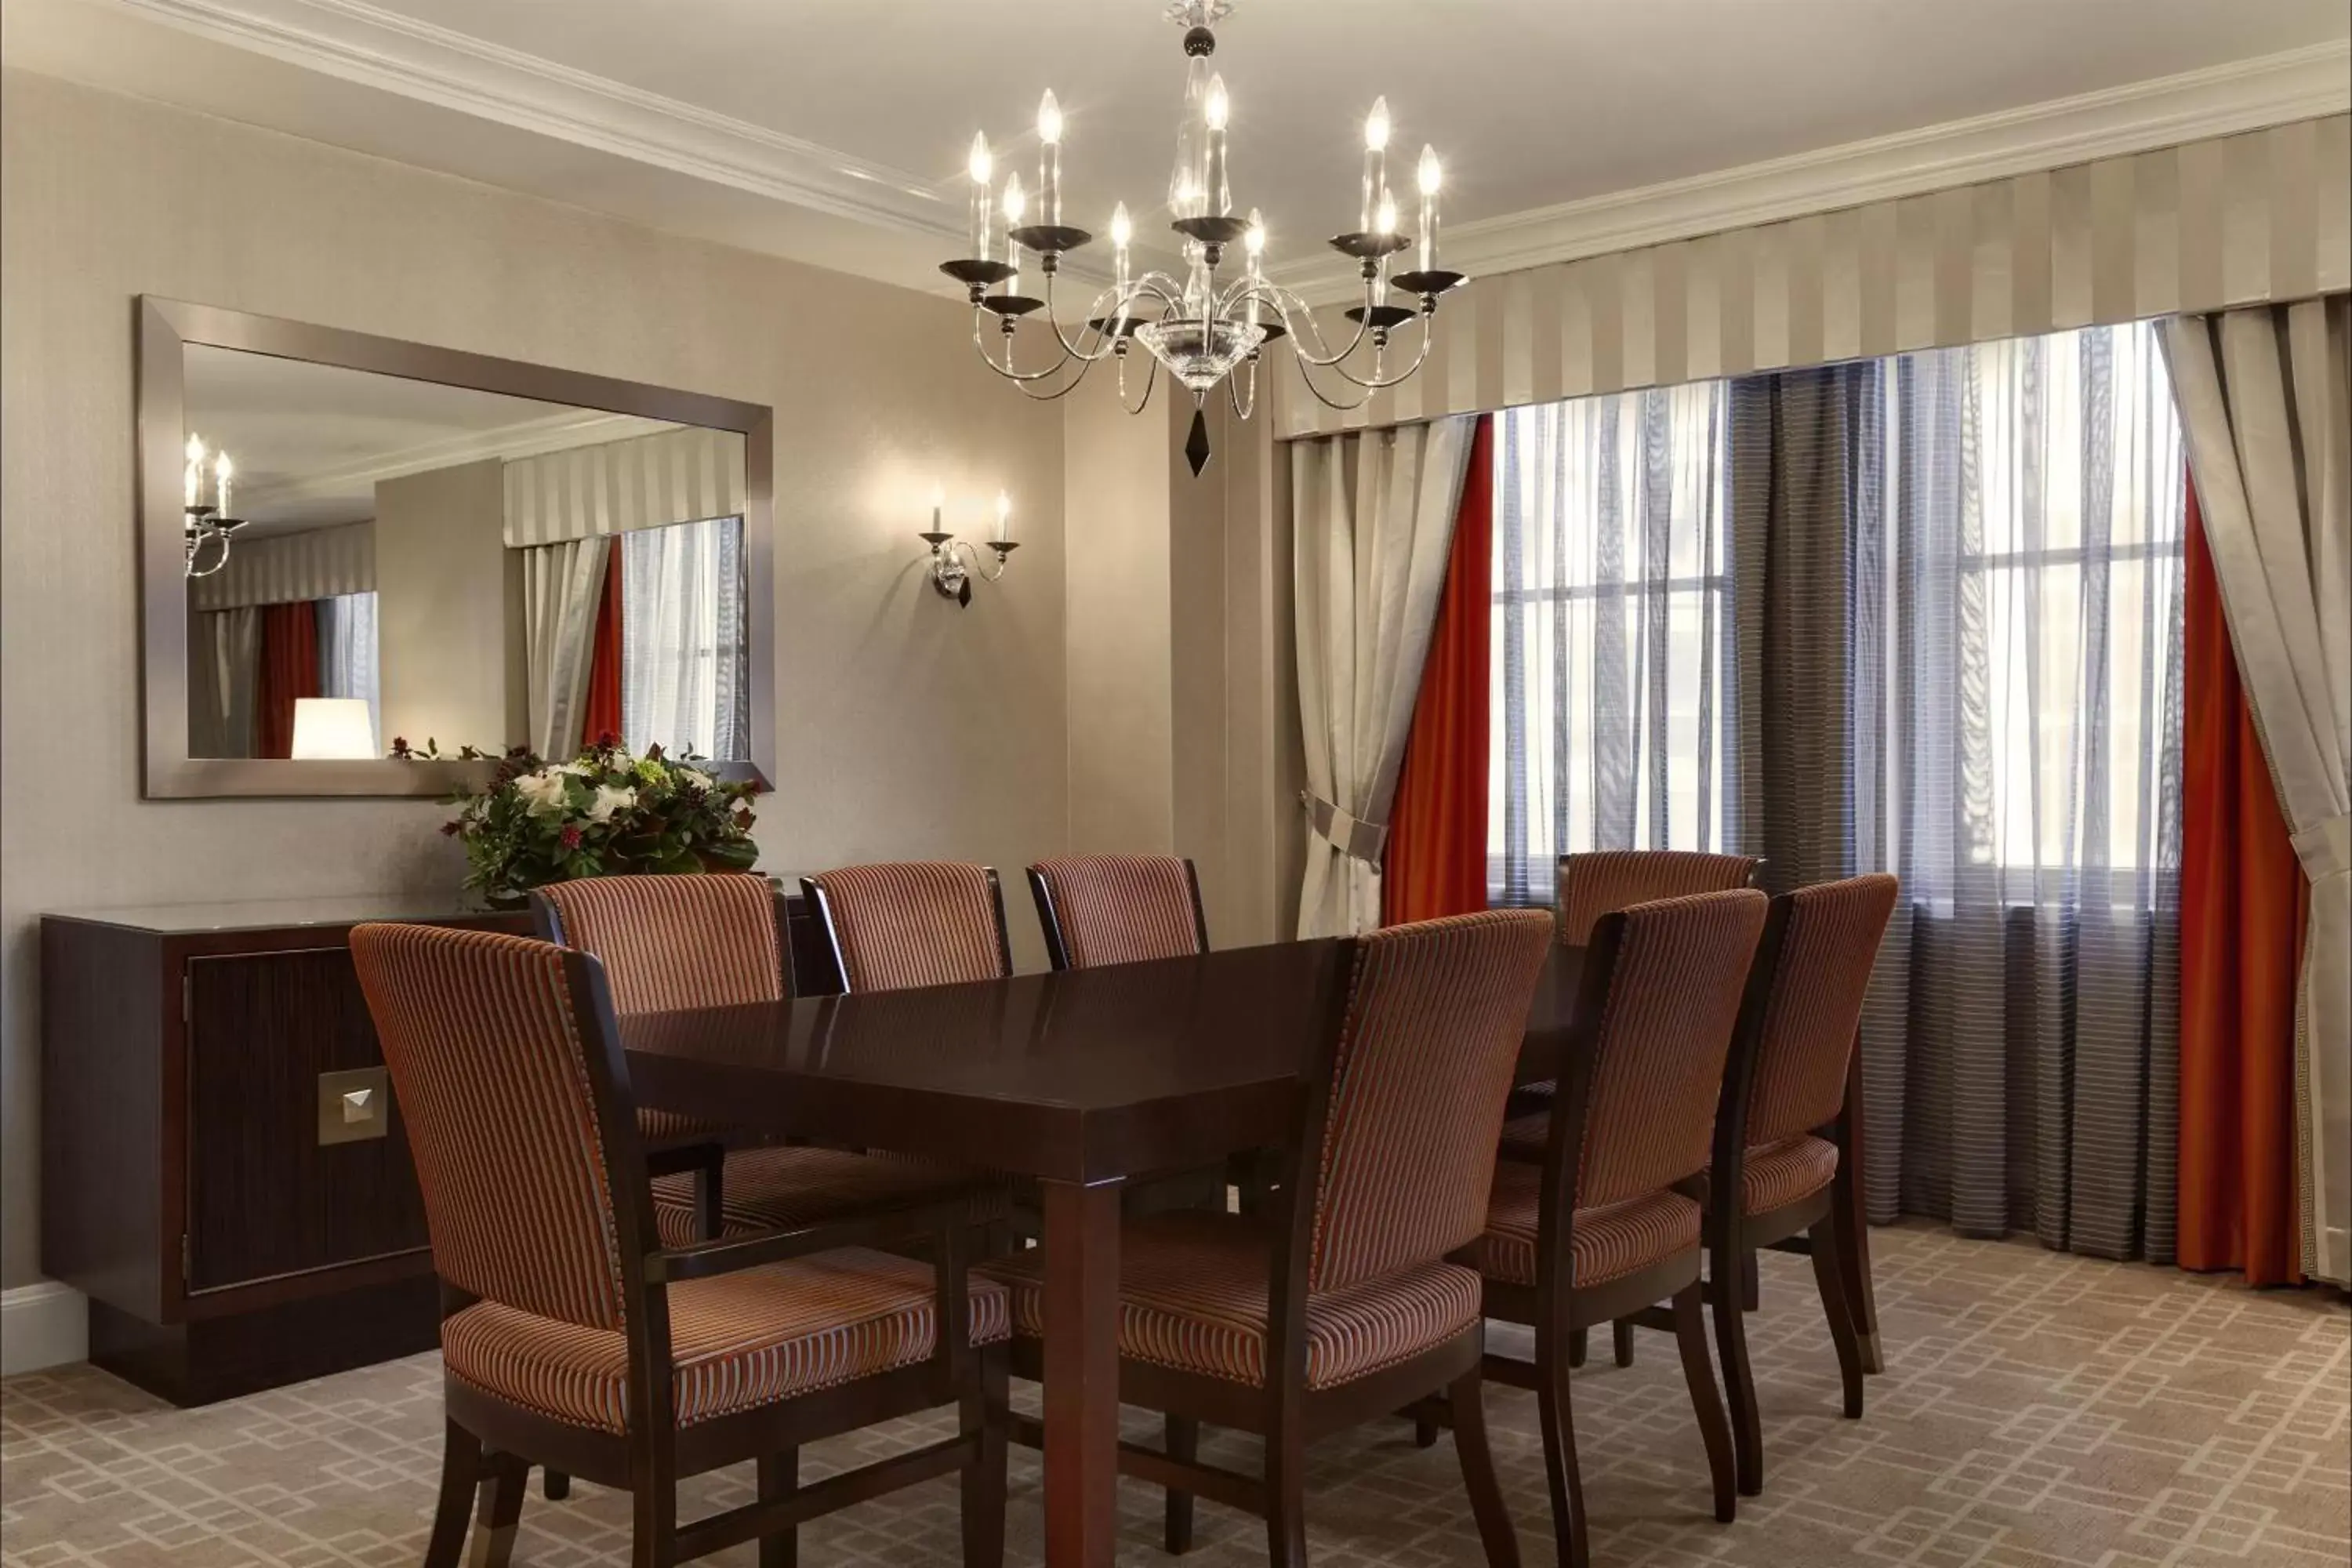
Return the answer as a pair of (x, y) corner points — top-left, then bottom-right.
(503, 426), (746, 546)
(1279, 114), (2350, 437)
(189, 520), (374, 609)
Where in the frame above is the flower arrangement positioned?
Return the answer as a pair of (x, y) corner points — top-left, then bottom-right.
(396, 733), (760, 906)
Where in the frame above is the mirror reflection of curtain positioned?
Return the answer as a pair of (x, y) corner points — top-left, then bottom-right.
(188, 607), (260, 757)
(315, 592), (381, 755)
(521, 538), (612, 760)
(255, 601), (321, 759)
(621, 515), (746, 761)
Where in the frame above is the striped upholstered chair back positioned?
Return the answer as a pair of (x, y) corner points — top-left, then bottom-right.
(1564, 890), (1769, 1210)
(349, 924), (630, 1330)
(532, 872), (786, 1014)
(1305, 909), (1556, 1293)
(1027, 855), (1208, 970)
(1555, 851), (1760, 946)
(804, 862), (1012, 993)
(1739, 874), (1899, 1149)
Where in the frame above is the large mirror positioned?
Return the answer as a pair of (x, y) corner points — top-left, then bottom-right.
(140, 299), (772, 797)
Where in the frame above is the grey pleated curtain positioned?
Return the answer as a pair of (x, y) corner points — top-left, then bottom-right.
(619, 515), (748, 762)
(187, 606), (259, 759)
(314, 591), (380, 757)
(1491, 385), (1732, 905)
(2161, 297), (2351, 1287)
(522, 538), (612, 760)
(1731, 321), (2186, 1261)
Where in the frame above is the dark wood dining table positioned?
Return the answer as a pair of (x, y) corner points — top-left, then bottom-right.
(620, 937), (1588, 1567)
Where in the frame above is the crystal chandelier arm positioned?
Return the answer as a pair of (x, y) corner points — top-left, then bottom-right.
(1116, 345), (1161, 414)
(1037, 273), (1136, 365)
(1236, 278), (1377, 370)
(1312, 310), (1435, 391)
(1226, 355), (1257, 420)
(972, 307), (1084, 386)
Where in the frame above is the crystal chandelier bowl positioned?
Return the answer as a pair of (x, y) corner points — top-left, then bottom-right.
(1133, 318), (1267, 393)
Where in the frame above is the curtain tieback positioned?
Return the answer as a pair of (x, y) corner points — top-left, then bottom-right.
(2291, 811), (2351, 881)
(1301, 790), (1388, 864)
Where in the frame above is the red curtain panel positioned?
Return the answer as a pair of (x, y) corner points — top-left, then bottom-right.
(1383, 415), (1494, 927)
(254, 601), (320, 760)
(579, 544), (625, 753)
(2179, 475), (2309, 1285)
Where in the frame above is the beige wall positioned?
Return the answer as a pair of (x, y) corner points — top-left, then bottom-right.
(0, 71), (1069, 1290)
(372, 460), (509, 750)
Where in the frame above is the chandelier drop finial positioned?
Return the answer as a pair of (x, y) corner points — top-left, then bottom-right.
(938, 0), (1467, 474)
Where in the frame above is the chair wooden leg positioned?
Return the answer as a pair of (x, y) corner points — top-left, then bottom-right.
(1566, 1328), (1588, 1369)
(1610, 1319), (1635, 1367)
(1809, 1221), (1865, 1419)
(1263, 1408), (1308, 1568)
(1163, 1415), (1199, 1554)
(1448, 1368), (1522, 1568)
(423, 1419), (481, 1568)
(630, 1445), (677, 1568)
(1535, 1322), (1589, 1568)
(1838, 1202), (1882, 1374)
(757, 1447), (798, 1568)
(1671, 1283), (1737, 1524)
(961, 1353), (1007, 1568)
(541, 1468), (570, 1501)
(467, 1451), (527, 1568)
(1412, 1413), (1440, 1449)
(1740, 1248), (1761, 1312)
(1710, 1249), (1763, 1497)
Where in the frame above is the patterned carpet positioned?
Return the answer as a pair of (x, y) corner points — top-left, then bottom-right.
(2, 1224), (2344, 1567)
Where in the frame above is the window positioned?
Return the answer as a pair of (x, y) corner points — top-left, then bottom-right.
(620, 514), (749, 760)
(1487, 383), (1732, 904)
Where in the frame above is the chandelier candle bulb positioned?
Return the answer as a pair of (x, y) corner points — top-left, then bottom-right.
(1203, 74), (1230, 217)
(183, 433), (204, 508)
(1036, 91), (1062, 226)
(1417, 145), (1441, 274)
(1361, 96), (1390, 231)
(967, 132), (993, 259)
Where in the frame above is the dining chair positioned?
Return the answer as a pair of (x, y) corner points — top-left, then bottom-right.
(1687, 872), (1898, 1497)
(349, 921), (1011, 1568)
(1468, 888), (1766, 1568)
(979, 908), (1557, 1568)
(1026, 854), (1209, 970)
(1507, 848), (1760, 1368)
(802, 862), (1014, 993)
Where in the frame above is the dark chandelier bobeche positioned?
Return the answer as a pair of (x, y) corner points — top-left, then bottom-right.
(940, 0), (1467, 476)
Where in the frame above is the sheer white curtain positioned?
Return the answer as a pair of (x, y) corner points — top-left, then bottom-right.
(187, 606), (259, 758)
(2163, 297), (2351, 1286)
(314, 591), (380, 754)
(621, 515), (747, 761)
(1488, 384), (1731, 904)
(522, 539), (611, 760)
(1293, 416), (1477, 937)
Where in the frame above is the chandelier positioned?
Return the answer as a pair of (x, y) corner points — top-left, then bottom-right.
(940, 0), (1466, 475)
(183, 433), (246, 578)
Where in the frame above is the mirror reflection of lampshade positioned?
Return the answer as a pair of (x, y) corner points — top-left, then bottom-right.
(290, 696), (376, 759)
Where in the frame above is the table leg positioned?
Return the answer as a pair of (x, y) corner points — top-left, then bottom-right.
(1041, 1178), (1123, 1567)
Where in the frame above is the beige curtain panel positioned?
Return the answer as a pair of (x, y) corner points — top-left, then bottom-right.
(1292, 416), (1477, 938)
(187, 521), (375, 611)
(2163, 296), (2352, 1287)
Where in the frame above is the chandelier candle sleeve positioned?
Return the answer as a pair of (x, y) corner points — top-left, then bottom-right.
(1361, 96), (1390, 231)
(1417, 146), (1441, 274)
(1001, 172), (1024, 293)
(1204, 75), (1230, 217)
(967, 132), (993, 259)
(213, 450), (233, 520)
(183, 433), (204, 508)
(1036, 92), (1062, 226)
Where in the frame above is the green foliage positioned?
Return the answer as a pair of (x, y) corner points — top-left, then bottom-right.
(416, 735), (761, 906)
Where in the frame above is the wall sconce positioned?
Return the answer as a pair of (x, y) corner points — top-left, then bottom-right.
(919, 488), (1018, 607)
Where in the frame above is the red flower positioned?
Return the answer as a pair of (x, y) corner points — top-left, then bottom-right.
(559, 824), (585, 850)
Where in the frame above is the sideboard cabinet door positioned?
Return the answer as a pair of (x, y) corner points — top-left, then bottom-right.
(183, 949), (429, 1293)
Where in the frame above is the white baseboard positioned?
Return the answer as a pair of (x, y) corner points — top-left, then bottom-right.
(2, 1280), (89, 1375)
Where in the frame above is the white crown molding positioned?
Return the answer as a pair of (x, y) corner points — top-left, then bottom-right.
(1270, 40), (2352, 296)
(237, 409), (672, 517)
(91, 0), (964, 238)
(1, 1281), (87, 1375)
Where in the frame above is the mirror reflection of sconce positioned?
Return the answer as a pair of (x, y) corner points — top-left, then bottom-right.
(919, 488), (1018, 608)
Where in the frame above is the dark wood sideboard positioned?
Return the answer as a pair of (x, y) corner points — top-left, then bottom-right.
(42, 884), (827, 1406)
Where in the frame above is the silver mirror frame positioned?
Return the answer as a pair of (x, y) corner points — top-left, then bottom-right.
(138, 297), (776, 798)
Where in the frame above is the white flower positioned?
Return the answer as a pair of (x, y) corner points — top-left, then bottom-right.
(514, 769), (569, 815)
(677, 767), (714, 793)
(586, 784), (637, 824)
(553, 761), (592, 778)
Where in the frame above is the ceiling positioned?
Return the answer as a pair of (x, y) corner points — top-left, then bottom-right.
(185, 346), (673, 532)
(7, 0), (2347, 298)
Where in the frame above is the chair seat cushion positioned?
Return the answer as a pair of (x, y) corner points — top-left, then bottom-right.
(1473, 1162), (1701, 1288)
(652, 1145), (1006, 1248)
(638, 1106), (730, 1146)
(442, 1248), (1008, 1433)
(1743, 1134), (1838, 1214)
(977, 1210), (1480, 1391)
